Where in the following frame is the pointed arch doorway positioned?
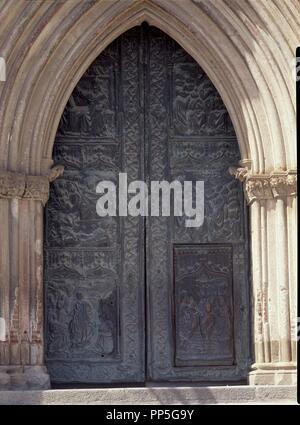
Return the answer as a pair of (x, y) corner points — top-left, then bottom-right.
(44, 23), (250, 385)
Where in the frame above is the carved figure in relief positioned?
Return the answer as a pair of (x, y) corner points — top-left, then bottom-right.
(69, 292), (93, 348)
(57, 292), (69, 323)
(216, 296), (231, 337)
(98, 320), (114, 354)
(97, 294), (114, 354)
(206, 180), (241, 240)
(207, 109), (227, 133)
(92, 78), (114, 137)
(179, 292), (200, 346)
(66, 94), (91, 135)
(47, 291), (69, 352)
(200, 301), (216, 339)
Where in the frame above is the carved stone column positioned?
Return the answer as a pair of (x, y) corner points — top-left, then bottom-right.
(230, 167), (297, 385)
(0, 166), (63, 389)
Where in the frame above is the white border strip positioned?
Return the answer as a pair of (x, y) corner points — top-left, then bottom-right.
(0, 57), (6, 81)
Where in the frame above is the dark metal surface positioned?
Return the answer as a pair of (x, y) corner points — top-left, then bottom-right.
(44, 24), (250, 384)
(173, 245), (234, 367)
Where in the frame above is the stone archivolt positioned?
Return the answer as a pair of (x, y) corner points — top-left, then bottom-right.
(230, 168), (297, 204)
(0, 165), (64, 205)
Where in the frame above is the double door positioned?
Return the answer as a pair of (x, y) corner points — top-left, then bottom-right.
(44, 24), (250, 384)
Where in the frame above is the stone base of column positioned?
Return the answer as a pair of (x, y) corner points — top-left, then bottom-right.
(0, 366), (50, 390)
(248, 363), (297, 385)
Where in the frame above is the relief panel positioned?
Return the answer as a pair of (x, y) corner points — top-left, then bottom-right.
(46, 279), (119, 361)
(146, 26), (249, 382)
(56, 44), (117, 140)
(44, 27), (145, 384)
(170, 41), (235, 137)
(174, 245), (234, 366)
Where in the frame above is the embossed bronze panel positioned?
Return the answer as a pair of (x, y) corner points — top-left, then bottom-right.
(145, 26), (250, 382)
(45, 24), (250, 384)
(44, 27), (146, 384)
(173, 245), (234, 366)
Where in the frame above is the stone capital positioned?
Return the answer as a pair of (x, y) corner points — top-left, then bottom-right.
(0, 165), (64, 205)
(229, 167), (297, 205)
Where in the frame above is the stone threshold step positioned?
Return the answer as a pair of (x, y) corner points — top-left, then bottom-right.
(0, 385), (297, 405)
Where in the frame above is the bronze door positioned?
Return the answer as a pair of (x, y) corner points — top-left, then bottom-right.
(44, 24), (250, 385)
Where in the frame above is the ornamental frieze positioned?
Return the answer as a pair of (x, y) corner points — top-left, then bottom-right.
(0, 165), (64, 205)
(229, 167), (297, 204)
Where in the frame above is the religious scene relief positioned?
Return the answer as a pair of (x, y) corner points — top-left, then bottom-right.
(46, 282), (118, 361)
(171, 52), (235, 137)
(57, 48), (117, 139)
(174, 245), (234, 366)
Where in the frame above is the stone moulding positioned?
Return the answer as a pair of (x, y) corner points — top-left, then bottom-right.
(229, 167), (297, 204)
(0, 165), (64, 205)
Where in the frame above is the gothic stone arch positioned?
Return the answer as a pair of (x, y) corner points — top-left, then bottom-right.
(0, 0), (297, 389)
